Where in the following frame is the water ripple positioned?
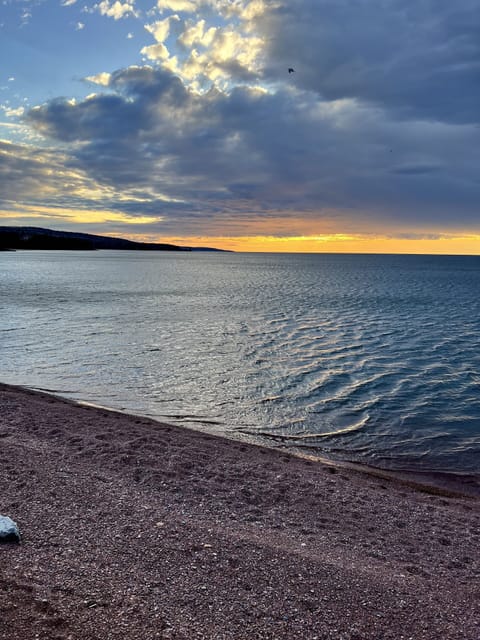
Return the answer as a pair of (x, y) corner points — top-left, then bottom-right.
(1, 251), (480, 473)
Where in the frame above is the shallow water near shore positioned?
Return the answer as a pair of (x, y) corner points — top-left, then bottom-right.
(1, 250), (480, 475)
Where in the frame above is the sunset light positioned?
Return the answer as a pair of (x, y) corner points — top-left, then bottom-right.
(0, 0), (478, 253)
(2, 4), (480, 637)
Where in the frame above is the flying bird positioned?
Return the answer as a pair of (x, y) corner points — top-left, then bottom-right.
(288, 68), (295, 74)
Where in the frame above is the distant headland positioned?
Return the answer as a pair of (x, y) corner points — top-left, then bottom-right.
(0, 226), (229, 252)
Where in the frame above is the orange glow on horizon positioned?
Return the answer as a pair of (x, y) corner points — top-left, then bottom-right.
(125, 233), (480, 255)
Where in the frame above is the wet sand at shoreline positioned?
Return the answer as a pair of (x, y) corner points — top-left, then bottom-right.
(0, 383), (479, 639)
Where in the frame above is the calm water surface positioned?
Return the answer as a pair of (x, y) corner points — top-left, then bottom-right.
(2, 250), (480, 474)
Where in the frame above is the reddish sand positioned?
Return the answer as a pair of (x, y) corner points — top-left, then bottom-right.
(0, 383), (479, 639)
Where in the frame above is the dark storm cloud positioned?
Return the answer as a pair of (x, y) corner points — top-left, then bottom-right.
(260, 0), (480, 125)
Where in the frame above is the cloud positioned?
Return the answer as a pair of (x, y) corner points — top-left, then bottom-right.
(0, 139), (171, 226)
(20, 8), (32, 25)
(3, 106), (25, 117)
(95, 0), (138, 20)
(156, 0), (196, 12)
(4, 1), (479, 241)
(85, 72), (112, 86)
(259, 0), (480, 125)
(145, 15), (179, 43)
(0, 140), (81, 204)
(25, 64), (480, 236)
(141, 6), (266, 89)
(391, 164), (442, 176)
(141, 42), (170, 61)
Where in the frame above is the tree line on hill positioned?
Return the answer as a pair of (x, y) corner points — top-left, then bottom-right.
(0, 227), (225, 252)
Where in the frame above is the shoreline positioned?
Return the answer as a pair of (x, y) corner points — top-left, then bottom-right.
(1, 382), (479, 638)
(15, 383), (480, 499)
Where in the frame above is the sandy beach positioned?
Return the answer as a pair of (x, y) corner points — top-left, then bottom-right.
(0, 383), (479, 639)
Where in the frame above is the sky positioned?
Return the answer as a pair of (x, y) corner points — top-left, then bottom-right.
(1, 0), (479, 253)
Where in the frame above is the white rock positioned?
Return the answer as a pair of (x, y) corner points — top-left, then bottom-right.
(0, 515), (20, 542)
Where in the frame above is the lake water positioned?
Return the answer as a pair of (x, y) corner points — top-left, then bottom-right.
(2, 250), (480, 475)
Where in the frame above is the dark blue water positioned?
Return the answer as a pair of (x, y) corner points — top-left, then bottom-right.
(1, 250), (480, 474)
